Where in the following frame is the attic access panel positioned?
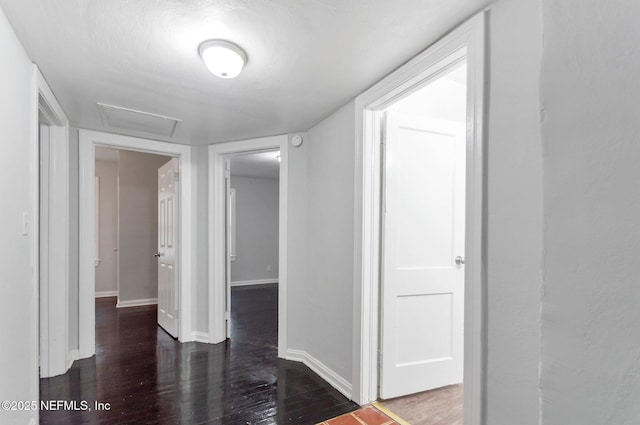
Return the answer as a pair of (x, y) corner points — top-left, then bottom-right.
(97, 103), (181, 138)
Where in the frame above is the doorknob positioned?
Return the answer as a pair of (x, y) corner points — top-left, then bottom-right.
(455, 256), (465, 265)
(154, 252), (161, 258)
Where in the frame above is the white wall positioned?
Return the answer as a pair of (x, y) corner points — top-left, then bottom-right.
(194, 144), (209, 334)
(69, 127), (79, 352)
(483, 0), (543, 423)
(0, 7), (37, 425)
(286, 133), (309, 351)
(229, 175), (279, 283)
(95, 158), (118, 293)
(118, 150), (171, 303)
(303, 102), (356, 383)
(540, 1), (640, 423)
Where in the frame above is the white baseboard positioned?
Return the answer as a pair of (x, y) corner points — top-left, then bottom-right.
(67, 349), (79, 370)
(231, 279), (278, 287)
(286, 349), (352, 400)
(191, 331), (210, 343)
(116, 298), (158, 308)
(95, 290), (118, 298)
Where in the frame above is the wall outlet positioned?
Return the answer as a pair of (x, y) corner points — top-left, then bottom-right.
(266, 265), (272, 271)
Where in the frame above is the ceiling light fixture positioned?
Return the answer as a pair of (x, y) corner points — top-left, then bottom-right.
(198, 40), (247, 79)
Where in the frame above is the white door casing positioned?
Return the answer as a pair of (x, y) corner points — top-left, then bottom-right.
(353, 14), (486, 423)
(208, 135), (288, 358)
(79, 130), (194, 359)
(225, 158), (232, 337)
(36, 66), (71, 379)
(381, 111), (465, 399)
(157, 158), (179, 337)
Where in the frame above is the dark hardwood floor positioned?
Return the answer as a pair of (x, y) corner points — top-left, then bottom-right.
(40, 284), (358, 424)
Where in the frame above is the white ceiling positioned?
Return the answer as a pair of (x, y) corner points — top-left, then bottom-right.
(230, 150), (280, 180)
(1, 0), (491, 145)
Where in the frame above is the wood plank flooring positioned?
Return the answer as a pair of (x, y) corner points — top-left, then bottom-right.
(40, 284), (358, 424)
(378, 384), (463, 425)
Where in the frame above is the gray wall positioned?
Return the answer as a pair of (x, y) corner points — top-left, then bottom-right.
(303, 102), (356, 382)
(95, 158), (118, 293)
(230, 175), (279, 283)
(0, 7), (38, 424)
(484, 0), (543, 423)
(540, 0), (640, 423)
(286, 133), (309, 351)
(118, 150), (171, 303)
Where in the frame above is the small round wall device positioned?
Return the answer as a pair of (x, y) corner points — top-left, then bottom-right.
(291, 135), (303, 147)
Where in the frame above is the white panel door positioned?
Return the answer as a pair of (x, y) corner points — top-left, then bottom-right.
(157, 158), (179, 338)
(380, 110), (466, 399)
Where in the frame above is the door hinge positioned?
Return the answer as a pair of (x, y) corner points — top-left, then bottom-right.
(225, 311), (231, 320)
(174, 171), (179, 181)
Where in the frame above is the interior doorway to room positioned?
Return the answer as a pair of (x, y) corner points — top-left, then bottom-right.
(225, 150), (281, 346)
(93, 146), (178, 337)
(377, 61), (467, 424)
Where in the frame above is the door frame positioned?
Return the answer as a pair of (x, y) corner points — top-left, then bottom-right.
(352, 12), (486, 424)
(78, 129), (195, 358)
(35, 67), (71, 378)
(208, 135), (289, 358)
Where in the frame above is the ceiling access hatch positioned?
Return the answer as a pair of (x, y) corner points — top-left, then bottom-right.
(97, 103), (182, 138)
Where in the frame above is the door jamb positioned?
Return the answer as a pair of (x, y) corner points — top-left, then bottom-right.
(352, 12), (486, 425)
(78, 129), (194, 358)
(208, 135), (289, 358)
(35, 67), (71, 379)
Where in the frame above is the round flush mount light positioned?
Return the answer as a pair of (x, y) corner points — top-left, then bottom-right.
(198, 40), (247, 79)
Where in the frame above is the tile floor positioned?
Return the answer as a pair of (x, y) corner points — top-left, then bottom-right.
(318, 405), (401, 425)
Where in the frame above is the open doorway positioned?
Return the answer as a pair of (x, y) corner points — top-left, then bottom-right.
(78, 130), (195, 358)
(354, 14), (486, 425)
(208, 135), (289, 356)
(93, 146), (177, 337)
(376, 61), (467, 424)
(226, 150), (280, 346)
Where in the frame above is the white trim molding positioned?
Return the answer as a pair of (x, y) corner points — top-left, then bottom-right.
(67, 349), (79, 370)
(286, 349), (352, 400)
(191, 331), (210, 343)
(230, 279), (278, 287)
(35, 66), (71, 379)
(208, 135), (289, 359)
(116, 298), (158, 308)
(79, 129), (195, 359)
(352, 12), (487, 425)
(95, 290), (118, 298)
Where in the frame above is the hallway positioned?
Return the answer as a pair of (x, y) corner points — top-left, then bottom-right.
(40, 284), (358, 424)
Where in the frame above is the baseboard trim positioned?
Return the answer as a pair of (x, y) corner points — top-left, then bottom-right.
(116, 298), (158, 308)
(231, 279), (278, 287)
(67, 349), (79, 370)
(286, 349), (352, 400)
(191, 331), (210, 343)
(95, 290), (118, 298)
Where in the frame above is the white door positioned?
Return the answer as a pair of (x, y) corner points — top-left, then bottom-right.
(380, 110), (466, 399)
(157, 158), (179, 338)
